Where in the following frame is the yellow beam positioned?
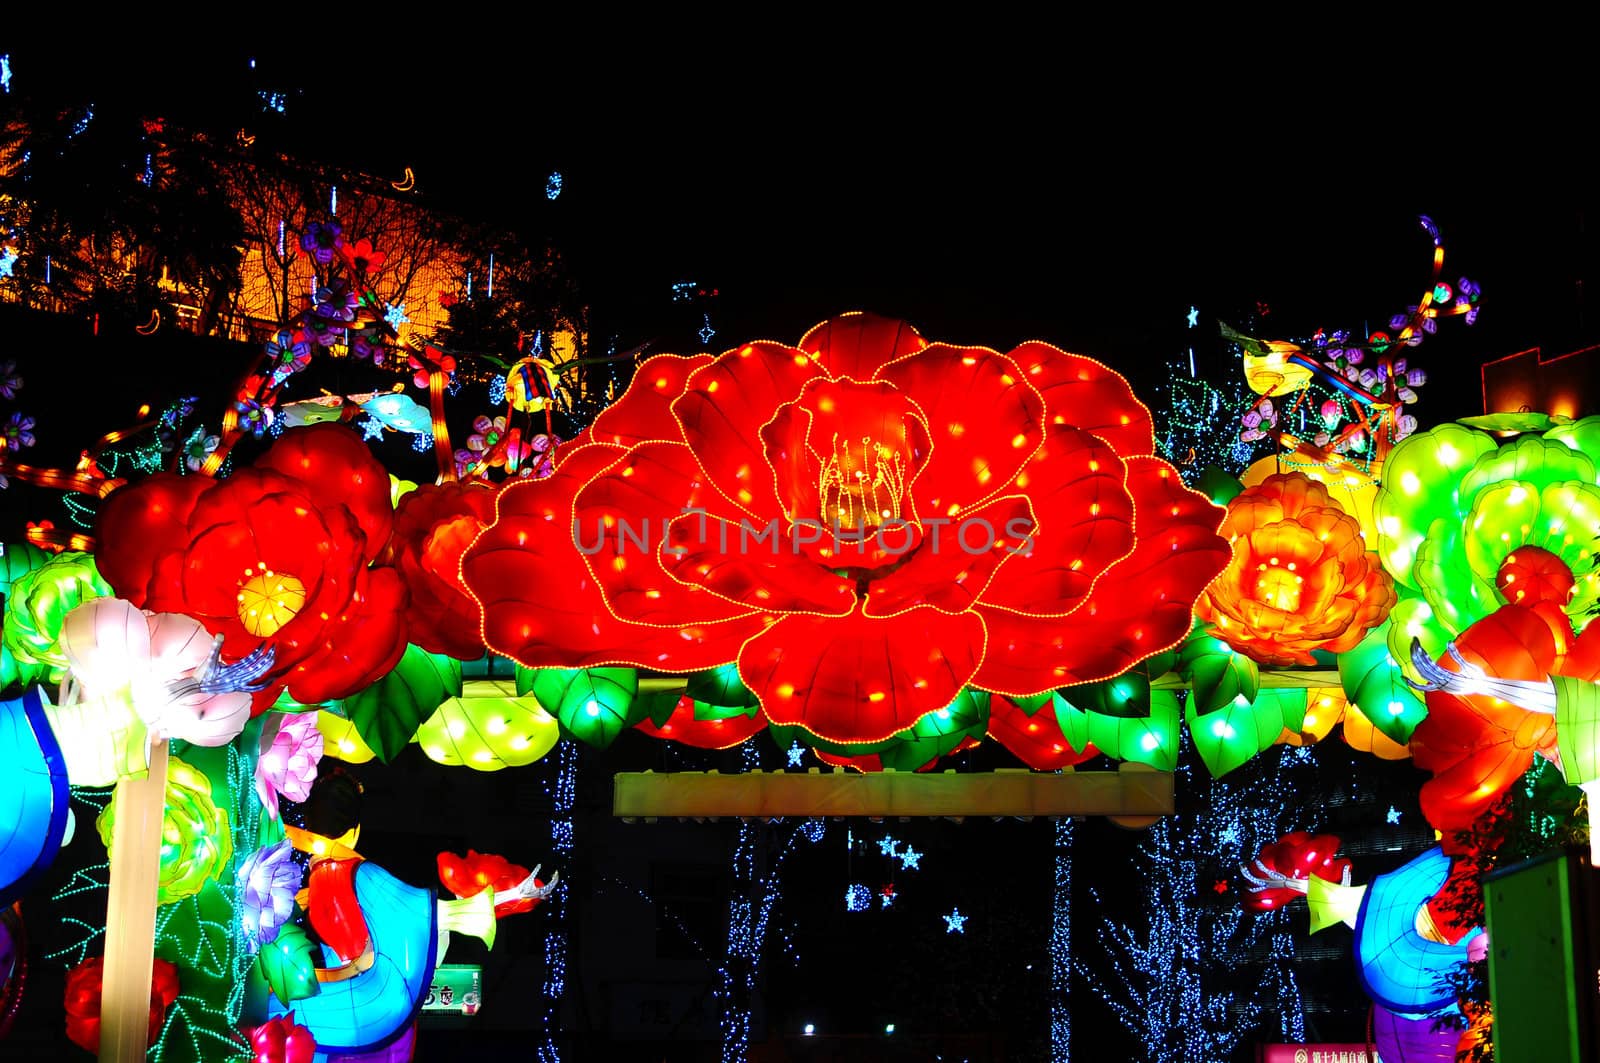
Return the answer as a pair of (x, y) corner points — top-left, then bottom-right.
(1151, 669), (1341, 690)
(613, 767), (1173, 819)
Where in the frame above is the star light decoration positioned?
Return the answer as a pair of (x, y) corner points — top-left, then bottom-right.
(880, 885), (896, 909)
(878, 836), (899, 858)
(1187, 306), (1200, 329)
(944, 909), (968, 934)
(786, 741), (805, 768)
(0, 248), (16, 277)
(384, 302), (409, 329)
(698, 313), (716, 344)
(359, 416), (386, 442)
(1386, 805), (1402, 825)
(899, 847), (922, 871)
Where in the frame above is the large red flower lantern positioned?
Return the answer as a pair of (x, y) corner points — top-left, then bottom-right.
(95, 424), (407, 707)
(464, 313), (1229, 743)
(1196, 472), (1395, 667)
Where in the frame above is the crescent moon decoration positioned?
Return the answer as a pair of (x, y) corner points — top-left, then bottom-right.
(391, 166), (415, 192)
(135, 309), (161, 335)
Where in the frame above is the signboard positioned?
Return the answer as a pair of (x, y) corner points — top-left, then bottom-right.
(421, 964), (482, 1016)
(1259, 1046), (1377, 1063)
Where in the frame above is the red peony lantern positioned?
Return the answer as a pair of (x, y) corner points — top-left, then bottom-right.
(1196, 473), (1395, 667)
(63, 956), (179, 1052)
(464, 313), (1229, 744)
(95, 424), (408, 708)
(387, 481), (498, 660)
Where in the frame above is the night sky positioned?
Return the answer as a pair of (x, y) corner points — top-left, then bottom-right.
(3, 38), (1598, 1061)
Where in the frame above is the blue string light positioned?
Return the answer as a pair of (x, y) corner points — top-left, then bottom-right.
(1078, 743), (1314, 1055)
(844, 884), (872, 912)
(1050, 818), (1073, 1062)
(538, 739), (576, 1063)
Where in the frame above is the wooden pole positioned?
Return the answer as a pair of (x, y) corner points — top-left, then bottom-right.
(99, 739), (168, 1063)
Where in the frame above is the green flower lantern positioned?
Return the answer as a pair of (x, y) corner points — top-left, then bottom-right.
(1374, 416), (1600, 674)
(96, 755), (233, 904)
(2, 551), (112, 680)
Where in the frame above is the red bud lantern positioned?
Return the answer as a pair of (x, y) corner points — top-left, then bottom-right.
(63, 956), (179, 1052)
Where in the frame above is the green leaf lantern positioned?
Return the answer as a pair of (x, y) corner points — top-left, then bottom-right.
(414, 692), (561, 771)
(1178, 628), (1261, 716)
(1005, 691), (1055, 715)
(877, 688), (990, 770)
(522, 666), (641, 748)
(255, 918), (321, 1004)
(685, 663), (758, 708)
(342, 644), (462, 762)
(1055, 689), (1180, 772)
(1339, 621), (1427, 744)
(1553, 674), (1600, 787)
(1185, 688), (1304, 777)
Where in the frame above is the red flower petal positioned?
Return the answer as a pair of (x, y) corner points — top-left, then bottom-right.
(861, 493), (1034, 616)
(94, 473), (209, 605)
(288, 565), (408, 703)
(391, 482), (499, 659)
(739, 607), (984, 742)
(978, 428), (1134, 615)
(575, 441), (793, 623)
(255, 423), (394, 563)
(663, 509), (857, 615)
(182, 476), (336, 613)
(973, 457), (1227, 693)
(876, 344), (1044, 515)
(672, 341), (822, 518)
(797, 311), (926, 380)
(1005, 341), (1157, 458)
(591, 353), (712, 446)
(987, 694), (1100, 771)
(464, 444), (771, 671)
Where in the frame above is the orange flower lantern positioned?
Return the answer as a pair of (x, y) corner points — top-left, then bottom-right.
(1196, 472), (1395, 667)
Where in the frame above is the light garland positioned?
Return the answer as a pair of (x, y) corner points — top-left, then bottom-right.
(537, 738), (576, 1063)
(1050, 817), (1073, 1062)
(1079, 743), (1315, 1055)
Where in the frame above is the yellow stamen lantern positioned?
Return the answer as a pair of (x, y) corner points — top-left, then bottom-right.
(237, 564), (307, 637)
